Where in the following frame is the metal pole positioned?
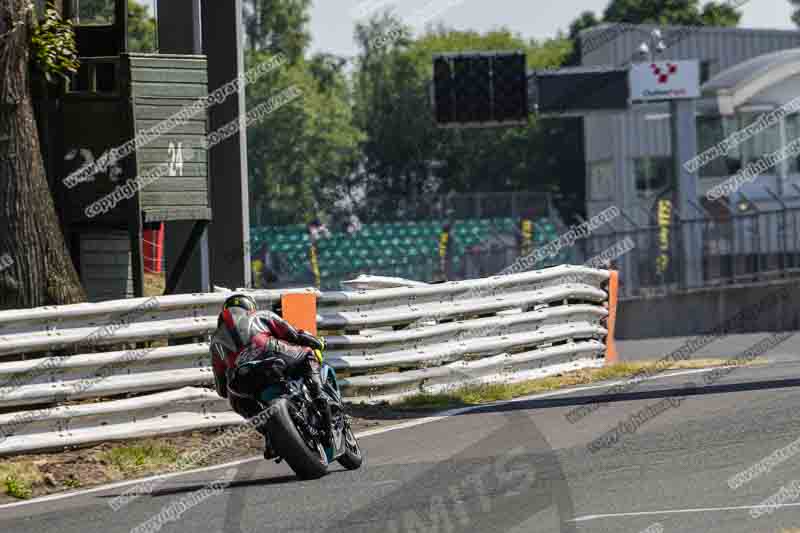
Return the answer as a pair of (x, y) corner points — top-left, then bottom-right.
(671, 99), (701, 289)
(764, 185), (787, 275)
(158, 0), (210, 294)
(203, 0), (252, 289)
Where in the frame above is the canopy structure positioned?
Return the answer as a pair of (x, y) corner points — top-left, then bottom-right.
(702, 48), (800, 115)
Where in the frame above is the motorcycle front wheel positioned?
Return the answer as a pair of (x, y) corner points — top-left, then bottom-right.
(338, 424), (363, 470)
(266, 398), (329, 480)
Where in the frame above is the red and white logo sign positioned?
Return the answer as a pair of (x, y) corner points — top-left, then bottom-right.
(630, 60), (699, 102)
(651, 62), (678, 84)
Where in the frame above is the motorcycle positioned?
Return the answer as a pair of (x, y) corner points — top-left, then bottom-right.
(226, 355), (362, 480)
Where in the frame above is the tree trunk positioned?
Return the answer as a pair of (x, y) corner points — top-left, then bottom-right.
(0, 0), (86, 309)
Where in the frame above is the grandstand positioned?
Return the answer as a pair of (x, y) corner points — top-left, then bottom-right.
(250, 216), (572, 289)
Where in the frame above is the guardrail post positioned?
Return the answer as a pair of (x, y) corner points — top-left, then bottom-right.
(604, 270), (619, 364)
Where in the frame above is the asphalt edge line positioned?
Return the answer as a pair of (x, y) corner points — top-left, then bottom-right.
(0, 365), (739, 510)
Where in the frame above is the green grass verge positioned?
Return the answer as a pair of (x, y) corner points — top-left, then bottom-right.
(397, 358), (767, 409)
(101, 442), (179, 475)
(0, 463), (42, 500)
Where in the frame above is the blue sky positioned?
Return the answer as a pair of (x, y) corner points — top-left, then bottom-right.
(309, 0), (795, 58)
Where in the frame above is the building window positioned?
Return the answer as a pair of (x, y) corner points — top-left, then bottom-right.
(589, 160), (614, 200)
(128, 0), (158, 52)
(785, 113), (800, 174)
(634, 157), (672, 194)
(73, 0), (158, 52)
(75, 0), (115, 25)
(700, 60), (714, 84)
(738, 111), (781, 175)
(697, 116), (742, 177)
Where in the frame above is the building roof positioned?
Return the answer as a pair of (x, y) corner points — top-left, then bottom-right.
(702, 48), (800, 114)
(580, 23), (800, 39)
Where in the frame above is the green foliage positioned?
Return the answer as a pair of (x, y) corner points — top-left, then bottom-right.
(350, 13), (583, 222)
(241, 0), (746, 229)
(793, 0), (800, 27)
(565, 11), (601, 65)
(4, 475), (33, 499)
(697, 2), (742, 26)
(602, 0), (741, 25)
(245, 50), (363, 225)
(29, 3), (79, 82)
(242, 0), (363, 226)
(62, 477), (81, 488)
(244, 0), (312, 62)
(102, 442), (179, 473)
(565, 0), (741, 64)
(127, 0), (157, 52)
(74, 0), (114, 24)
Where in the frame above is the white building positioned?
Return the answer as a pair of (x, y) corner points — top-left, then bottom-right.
(580, 24), (800, 292)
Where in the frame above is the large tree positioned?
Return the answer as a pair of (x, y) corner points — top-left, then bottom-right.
(243, 0), (311, 62)
(245, 50), (363, 226)
(566, 0), (741, 64)
(0, 0), (86, 308)
(791, 0), (800, 27)
(602, 0), (742, 26)
(243, 0), (362, 227)
(350, 13), (584, 221)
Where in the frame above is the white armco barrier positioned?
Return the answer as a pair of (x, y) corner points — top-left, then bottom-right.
(0, 265), (618, 455)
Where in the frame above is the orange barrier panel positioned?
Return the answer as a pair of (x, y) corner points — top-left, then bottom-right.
(605, 270), (619, 364)
(281, 292), (318, 335)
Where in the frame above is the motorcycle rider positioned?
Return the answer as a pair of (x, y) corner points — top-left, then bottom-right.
(209, 294), (333, 456)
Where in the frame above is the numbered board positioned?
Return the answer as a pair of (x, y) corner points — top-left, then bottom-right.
(129, 54), (211, 223)
(57, 54), (211, 225)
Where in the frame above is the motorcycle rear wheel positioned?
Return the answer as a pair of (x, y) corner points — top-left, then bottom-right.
(266, 398), (329, 480)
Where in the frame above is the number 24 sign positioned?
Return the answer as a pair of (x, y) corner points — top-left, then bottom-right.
(64, 141), (192, 183)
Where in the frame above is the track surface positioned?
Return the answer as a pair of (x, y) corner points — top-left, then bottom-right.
(618, 332), (800, 362)
(4, 359), (800, 532)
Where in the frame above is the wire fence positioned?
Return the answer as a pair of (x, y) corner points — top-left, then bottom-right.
(583, 205), (800, 298)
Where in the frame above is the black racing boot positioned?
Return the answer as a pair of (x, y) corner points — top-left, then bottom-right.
(307, 362), (334, 448)
(313, 396), (334, 448)
(262, 431), (277, 460)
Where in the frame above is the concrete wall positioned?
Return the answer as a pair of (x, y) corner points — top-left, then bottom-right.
(617, 278), (800, 339)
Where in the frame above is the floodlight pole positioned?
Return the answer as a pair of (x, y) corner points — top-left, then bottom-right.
(671, 99), (702, 289)
(639, 30), (702, 289)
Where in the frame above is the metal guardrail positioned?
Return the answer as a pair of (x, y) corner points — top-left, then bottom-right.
(0, 265), (615, 455)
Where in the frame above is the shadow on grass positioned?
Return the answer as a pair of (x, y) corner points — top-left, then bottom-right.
(345, 396), (469, 421)
(343, 359), (769, 419)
